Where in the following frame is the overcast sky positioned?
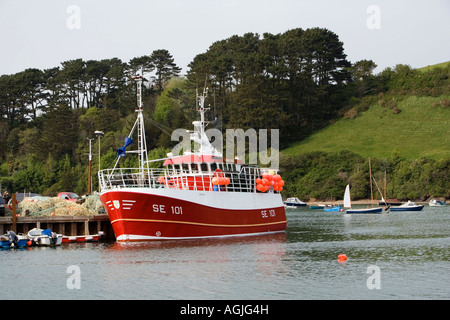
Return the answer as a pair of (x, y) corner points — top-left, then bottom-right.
(0, 0), (449, 76)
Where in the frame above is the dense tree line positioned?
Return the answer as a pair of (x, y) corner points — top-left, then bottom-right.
(187, 28), (352, 146)
(0, 49), (181, 195)
(281, 151), (450, 201)
(0, 27), (448, 199)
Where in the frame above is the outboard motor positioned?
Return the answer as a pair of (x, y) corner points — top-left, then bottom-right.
(7, 230), (18, 244)
(51, 232), (58, 245)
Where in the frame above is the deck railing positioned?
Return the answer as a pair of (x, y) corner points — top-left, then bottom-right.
(98, 166), (279, 194)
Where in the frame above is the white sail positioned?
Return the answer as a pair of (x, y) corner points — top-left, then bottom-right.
(343, 184), (351, 208)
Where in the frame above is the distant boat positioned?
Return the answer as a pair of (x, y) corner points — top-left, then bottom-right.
(344, 184), (382, 214)
(284, 197), (307, 208)
(389, 201), (424, 212)
(429, 199), (446, 207)
(345, 158), (383, 214)
(324, 205), (341, 212)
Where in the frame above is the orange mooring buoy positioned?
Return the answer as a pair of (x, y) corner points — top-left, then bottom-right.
(337, 254), (348, 261)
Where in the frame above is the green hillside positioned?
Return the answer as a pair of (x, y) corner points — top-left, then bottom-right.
(282, 95), (450, 160)
(417, 61), (450, 73)
(280, 61), (450, 200)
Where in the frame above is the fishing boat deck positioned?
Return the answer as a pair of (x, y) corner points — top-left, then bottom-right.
(99, 165), (280, 194)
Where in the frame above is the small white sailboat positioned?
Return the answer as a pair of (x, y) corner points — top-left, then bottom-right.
(344, 184), (383, 214)
(345, 158), (383, 214)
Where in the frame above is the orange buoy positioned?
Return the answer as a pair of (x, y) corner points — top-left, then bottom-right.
(273, 174), (282, 182)
(337, 254), (348, 261)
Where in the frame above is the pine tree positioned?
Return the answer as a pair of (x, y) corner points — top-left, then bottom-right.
(150, 49), (181, 91)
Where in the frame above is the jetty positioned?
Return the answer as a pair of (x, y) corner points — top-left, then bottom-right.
(0, 214), (115, 240)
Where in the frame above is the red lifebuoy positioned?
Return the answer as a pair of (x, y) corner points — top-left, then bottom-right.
(8, 199), (18, 211)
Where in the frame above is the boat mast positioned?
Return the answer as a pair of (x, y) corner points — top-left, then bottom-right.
(135, 70), (149, 176)
(197, 87), (208, 154)
(369, 157), (373, 207)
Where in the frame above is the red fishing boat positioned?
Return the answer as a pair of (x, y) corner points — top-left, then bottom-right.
(98, 76), (286, 241)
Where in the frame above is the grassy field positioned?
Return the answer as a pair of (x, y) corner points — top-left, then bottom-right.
(282, 95), (450, 160)
(417, 61), (450, 72)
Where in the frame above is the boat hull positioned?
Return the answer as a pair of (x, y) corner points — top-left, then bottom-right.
(0, 240), (11, 249)
(100, 188), (287, 241)
(285, 203), (306, 208)
(389, 205), (424, 212)
(345, 207), (383, 214)
(62, 234), (101, 243)
(324, 206), (341, 212)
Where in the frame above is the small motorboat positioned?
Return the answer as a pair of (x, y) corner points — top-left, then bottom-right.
(284, 197), (307, 208)
(0, 231), (30, 249)
(389, 201), (424, 212)
(28, 228), (62, 246)
(429, 199), (446, 207)
(7, 231), (29, 248)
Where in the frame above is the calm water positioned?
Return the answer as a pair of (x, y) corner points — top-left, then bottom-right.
(1, 205), (449, 300)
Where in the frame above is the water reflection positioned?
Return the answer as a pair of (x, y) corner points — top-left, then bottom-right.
(106, 232), (287, 252)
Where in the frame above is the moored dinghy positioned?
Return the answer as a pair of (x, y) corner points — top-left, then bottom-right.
(62, 231), (104, 243)
(323, 205), (342, 212)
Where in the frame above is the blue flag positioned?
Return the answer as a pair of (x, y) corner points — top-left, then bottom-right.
(117, 136), (134, 157)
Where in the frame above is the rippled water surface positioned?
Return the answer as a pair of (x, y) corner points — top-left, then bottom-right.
(1, 206), (449, 300)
